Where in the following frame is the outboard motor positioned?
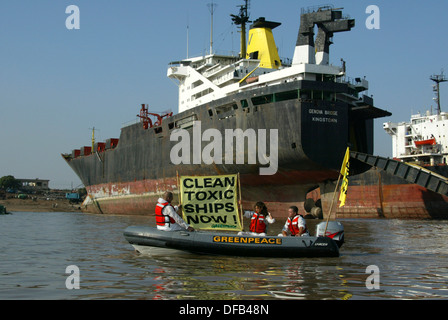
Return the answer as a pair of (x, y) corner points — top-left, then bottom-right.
(316, 221), (344, 248)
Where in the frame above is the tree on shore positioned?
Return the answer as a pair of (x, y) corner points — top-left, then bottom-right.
(0, 175), (21, 190)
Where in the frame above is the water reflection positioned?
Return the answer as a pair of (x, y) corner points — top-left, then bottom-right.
(121, 252), (360, 300)
(1, 212), (448, 300)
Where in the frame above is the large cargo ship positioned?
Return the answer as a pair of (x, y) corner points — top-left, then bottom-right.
(324, 73), (448, 219)
(62, 3), (390, 218)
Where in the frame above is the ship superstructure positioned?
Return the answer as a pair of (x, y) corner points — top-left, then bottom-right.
(169, 5), (368, 115)
(384, 73), (448, 166)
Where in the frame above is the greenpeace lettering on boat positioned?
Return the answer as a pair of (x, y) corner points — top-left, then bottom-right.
(179, 174), (243, 231)
(213, 235), (282, 245)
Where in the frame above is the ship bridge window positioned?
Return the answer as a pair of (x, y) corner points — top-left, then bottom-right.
(175, 114), (198, 129)
(192, 80), (203, 88)
(216, 103), (238, 120)
(216, 104), (237, 114)
(154, 127), (163, 134)
(299, 89), (311, 100)
(192, 88), (214, 100)
(323, 91), (335, 101)
(240, 99), (249, 109)
(298, 89), (334, 101)
(276, 90), (298, 102)
(252, 94), (274, 106)
(314, 90), (324, 100)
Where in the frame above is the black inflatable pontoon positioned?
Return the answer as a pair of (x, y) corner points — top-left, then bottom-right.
(123, 222), (343, 258)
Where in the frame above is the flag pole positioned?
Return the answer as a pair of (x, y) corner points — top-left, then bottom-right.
(176, 170), (182, 207)
(324, 147), (349, 235)
(323, 172), (342, 235)
(237, 172), (244, 231)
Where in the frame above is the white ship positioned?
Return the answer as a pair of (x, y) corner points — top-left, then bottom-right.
(329, 72), (448, 219)
(384, 72), (448, 166)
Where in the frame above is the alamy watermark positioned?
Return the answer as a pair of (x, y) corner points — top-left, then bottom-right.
(170, 121), (278, 175)
(366, 265), (380, 290)
(65, 265), (80, 290)
(65, 5), (80, 30)
(366, 5), (380, 30)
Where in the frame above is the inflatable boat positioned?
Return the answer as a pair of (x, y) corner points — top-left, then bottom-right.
(123, 222), (344, 258)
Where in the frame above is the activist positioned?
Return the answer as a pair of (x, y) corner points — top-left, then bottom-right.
(279, 206), (309, 237)
(155, 191), (195, 232)
(239, 201), (275, 236)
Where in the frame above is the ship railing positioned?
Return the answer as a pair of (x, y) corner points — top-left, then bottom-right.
(169, 50), (292, 68)
(300, 4), (351, 20)
(301, 4), (334, 14)
(335, 75), (361, 86)
(121, 118), (140, 128)
(280, 57), (292, 67)
(173, 50), (240, 62)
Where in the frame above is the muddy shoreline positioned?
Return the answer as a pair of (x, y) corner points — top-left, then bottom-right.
(0, 198), (81, 213)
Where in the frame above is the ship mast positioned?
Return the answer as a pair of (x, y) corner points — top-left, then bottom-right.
(89, 127), (95, 152)
(430, 71), (447, 115)
(231, 0), (250, 59)
(207, 2), (217, 55)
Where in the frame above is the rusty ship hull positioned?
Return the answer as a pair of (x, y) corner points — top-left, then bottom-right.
(312, 167), (448, 220)
(66, 80), (377, 217)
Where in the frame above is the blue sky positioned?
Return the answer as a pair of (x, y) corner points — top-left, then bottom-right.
(1, 0), (447, 189)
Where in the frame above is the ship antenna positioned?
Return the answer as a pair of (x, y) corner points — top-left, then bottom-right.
(186, 14), (189, 58)
(207, 1), (217, 55)
(231, 0), (250, 59)
(430, 70), (448, 115)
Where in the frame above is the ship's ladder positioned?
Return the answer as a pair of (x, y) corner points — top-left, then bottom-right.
(350, 151), (448, 197)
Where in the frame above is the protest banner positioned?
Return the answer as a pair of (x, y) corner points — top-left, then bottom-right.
(179, 174), (243, 231)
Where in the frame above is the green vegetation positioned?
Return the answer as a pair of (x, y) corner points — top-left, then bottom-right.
(0, 175), (21, 190)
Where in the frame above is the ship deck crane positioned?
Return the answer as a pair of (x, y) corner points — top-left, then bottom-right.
(137, 104), (173, 130)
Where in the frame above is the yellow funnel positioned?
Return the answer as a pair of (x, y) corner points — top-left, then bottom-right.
(246, 18), (282, 69)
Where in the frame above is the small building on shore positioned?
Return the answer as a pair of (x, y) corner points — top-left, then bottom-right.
(18, 179), (50, 192)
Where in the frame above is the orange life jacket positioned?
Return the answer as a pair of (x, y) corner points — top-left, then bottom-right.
(288, 215), (306, 236)
(249, 212), (267, 234)
(155, 200), (176, 227)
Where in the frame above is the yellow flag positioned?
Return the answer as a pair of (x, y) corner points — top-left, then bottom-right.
(339, 147), (350, 207)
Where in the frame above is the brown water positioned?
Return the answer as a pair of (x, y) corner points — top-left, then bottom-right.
(1, 211), (448, 300)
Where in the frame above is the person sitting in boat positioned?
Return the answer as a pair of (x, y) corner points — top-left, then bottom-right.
(238, 201), (275, 236)
(155, 191), (194, 232)
(279, 206), (309, 237)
